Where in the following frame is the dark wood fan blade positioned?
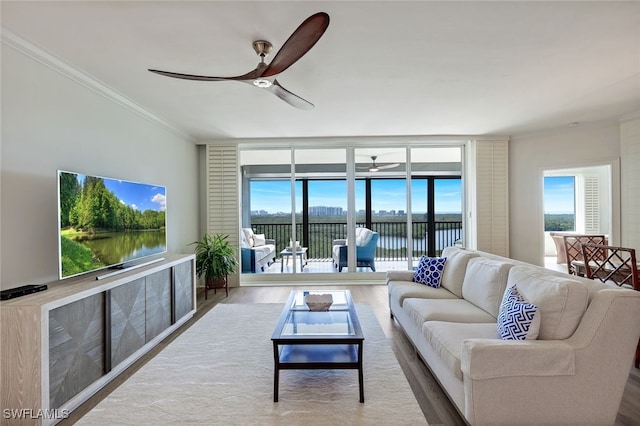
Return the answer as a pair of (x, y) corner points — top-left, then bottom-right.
(261, 12), (330, 78)
(148, 66), (263, 81)
(266, 79), (314, 110)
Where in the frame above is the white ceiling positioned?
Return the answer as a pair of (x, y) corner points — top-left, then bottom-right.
(2, 1), (639, 141)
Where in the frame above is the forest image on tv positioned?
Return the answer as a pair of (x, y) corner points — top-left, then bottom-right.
(58, 171), (166, 279)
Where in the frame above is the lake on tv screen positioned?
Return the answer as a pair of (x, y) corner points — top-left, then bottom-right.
(59, 171), (166, 278)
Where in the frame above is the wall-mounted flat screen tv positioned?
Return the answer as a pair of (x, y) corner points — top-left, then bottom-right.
(58, 170), (167, 279)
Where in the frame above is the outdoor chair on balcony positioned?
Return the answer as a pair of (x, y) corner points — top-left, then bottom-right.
(240, 228), (276, 273)
(332, 227), (379, 272)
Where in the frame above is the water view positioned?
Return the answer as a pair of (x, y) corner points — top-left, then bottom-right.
(73, 230), (166, 265)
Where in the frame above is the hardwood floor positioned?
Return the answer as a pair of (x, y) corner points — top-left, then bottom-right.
(63, 285), (640, 425)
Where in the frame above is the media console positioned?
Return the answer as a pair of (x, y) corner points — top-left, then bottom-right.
(0, 254), (196, 425)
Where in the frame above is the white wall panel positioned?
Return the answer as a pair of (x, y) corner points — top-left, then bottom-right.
(621, 116), (640, 250)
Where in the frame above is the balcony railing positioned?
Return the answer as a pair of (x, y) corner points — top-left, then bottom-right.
(249, 221), (462, 260)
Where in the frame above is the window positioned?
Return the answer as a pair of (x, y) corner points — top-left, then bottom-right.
(543, 176), (576, 232)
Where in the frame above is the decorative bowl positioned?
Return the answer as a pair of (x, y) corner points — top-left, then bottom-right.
(304, 293), (334, 311)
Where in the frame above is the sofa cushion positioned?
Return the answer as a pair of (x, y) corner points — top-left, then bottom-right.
(423, 321), (499, 380)
(462, 257), (514, 318)
(251, 244), (274, 260)
(497, 285), (541, 340)
(388, 281), (458, 307)
(507, 266), (588, 340)
(440, 247), (479, 298)
(413, 256), (447, 288)
(403, 298), (496, 325)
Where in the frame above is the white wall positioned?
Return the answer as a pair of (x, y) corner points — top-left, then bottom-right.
(620, 115), (640, 250)
(509, 122), (620, 265)
(1, 44), (199, 290)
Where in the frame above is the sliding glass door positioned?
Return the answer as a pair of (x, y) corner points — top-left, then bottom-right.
(239, 145), (463, 276)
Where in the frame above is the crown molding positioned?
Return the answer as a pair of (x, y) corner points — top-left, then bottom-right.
(620, 110), (640, 123)
(1, 27), (194, 142)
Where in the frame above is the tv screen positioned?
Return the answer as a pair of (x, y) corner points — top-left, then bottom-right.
(58, 170), (167, 279)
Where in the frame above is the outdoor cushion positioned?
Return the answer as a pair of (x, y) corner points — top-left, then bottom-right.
(354, 227), (375, 246)
(253, 233), (266, 246)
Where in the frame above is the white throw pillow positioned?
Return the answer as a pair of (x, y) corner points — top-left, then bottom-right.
(497, 285), (541, 340)
(254, 234), (266, 246)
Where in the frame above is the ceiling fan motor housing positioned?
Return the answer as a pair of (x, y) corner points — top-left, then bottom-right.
(252, 40), (273, 58)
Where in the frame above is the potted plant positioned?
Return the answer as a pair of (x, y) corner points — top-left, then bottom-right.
(191, 233), (238, 299)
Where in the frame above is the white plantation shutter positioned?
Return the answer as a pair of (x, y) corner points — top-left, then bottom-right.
(206, 145), (240, 286)
(475, 140), (509, 256)
(584, 176), (600, 233)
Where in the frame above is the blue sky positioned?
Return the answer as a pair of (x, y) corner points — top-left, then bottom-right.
(72, 172), (166, 212)
(544, 176), (575, 214)
(104, 178), (166, 212)
(250, 179), (462, 214)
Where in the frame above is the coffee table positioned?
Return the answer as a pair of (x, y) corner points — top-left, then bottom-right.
(271, 290), (365, 403)
(280, 247), (308, 272)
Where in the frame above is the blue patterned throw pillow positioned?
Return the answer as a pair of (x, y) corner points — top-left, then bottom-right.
(497, 285), (540, 340)
(413, 256), (447, 288)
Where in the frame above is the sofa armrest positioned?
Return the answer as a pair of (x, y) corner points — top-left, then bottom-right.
(461, 338), (575, 380)
(241, 247), (256, 273)
(385, 270), (416, 283)
(332, 238), (347, 246)
(265, 238), (276, 246)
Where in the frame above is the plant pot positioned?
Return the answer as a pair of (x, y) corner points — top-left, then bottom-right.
(205, 276), (228, 299)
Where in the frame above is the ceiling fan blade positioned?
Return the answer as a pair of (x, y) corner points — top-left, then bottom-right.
(261, 12), (330, 78)
(265, 79), (314, 110)
(378, 163), (400, 170)
(148, 66), (263, 82)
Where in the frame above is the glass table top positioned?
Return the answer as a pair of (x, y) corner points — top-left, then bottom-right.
(278, 290), (358, 337)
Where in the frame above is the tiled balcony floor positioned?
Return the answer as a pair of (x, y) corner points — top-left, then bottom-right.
(258, 258), (412, 274)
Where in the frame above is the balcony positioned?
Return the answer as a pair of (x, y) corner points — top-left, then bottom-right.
(246, 220), (463, 273)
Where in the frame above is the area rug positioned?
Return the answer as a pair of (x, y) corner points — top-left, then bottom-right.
(78, 303), (427, 425)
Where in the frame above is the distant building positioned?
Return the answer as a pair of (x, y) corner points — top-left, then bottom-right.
(309, 206), (344, 216)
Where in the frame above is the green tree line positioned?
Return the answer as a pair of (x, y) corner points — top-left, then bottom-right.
(60, 173), (165, 232)
(544, 214), (575, 232)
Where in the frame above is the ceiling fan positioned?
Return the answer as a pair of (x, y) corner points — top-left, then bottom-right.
(148, 12), (330, 110)
(358, 156), (400, 172)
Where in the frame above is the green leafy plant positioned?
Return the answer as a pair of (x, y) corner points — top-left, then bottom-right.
(191, 233), (238, 281)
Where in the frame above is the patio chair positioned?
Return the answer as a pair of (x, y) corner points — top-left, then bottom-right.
(332, 227), (379, 272)
(580, 242), (640, 368)
(562, 234), (607, 275)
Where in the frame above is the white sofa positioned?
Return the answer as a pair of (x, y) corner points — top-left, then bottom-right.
(240, 228), (276, 273)
(387, 246), (640, 426)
